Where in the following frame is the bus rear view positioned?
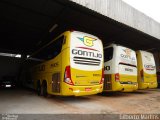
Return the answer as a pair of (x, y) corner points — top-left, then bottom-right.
(104, 44), (138, 92)
(31, 31), (104, 97)
(63, 31), (104, 96)
(137, 50), (157, 89)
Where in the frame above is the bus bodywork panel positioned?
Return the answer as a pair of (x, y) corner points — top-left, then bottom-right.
(104, 44), (138, 92)
(137, 50), (157, 89)
(31, 31), (103, 96)
(32, 53), (62, 95)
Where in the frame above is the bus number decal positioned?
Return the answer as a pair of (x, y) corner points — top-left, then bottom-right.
(51, 62), (59, 68)
(125, 68), (133, 72)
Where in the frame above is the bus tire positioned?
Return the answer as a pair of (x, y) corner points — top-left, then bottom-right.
(42, 81), (48, 97)
(37, 81), (41, 96)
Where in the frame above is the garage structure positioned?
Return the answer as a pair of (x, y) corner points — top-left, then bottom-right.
(0, 0), (160, 87)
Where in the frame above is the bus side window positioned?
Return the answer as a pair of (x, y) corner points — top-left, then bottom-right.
(104, 47), (113, 62)
(34, 36), (64, 60)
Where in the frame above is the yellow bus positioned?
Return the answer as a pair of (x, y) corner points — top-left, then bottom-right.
(103, 44), (138, 92)
(136, 50), (157, 89)
(30, 30), (104, 96)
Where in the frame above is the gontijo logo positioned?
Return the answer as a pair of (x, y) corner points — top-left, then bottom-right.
(123, 48), (131, 57)
(77, 36), (97, 47)
(120, 48), (136, 61)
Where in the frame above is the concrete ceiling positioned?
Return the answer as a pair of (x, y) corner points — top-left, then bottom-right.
(1, 0), (160, 55)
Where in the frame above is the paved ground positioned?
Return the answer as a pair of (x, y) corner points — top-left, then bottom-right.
(0, 88), (160, 114)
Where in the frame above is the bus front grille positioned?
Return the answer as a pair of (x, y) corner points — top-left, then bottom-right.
(104, 74), (112, 90)
(73, 57), (100, 66)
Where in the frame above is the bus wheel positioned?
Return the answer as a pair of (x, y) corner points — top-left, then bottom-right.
(37, 81), (41, 96)
(42, 81), (48, 97)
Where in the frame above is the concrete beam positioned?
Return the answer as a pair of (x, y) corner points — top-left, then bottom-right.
(71, 0), (160, 40)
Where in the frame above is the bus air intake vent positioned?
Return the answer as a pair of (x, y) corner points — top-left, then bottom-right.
(52, 73), (60, 93)
(104, 74), (112, 90)
(73, 57), (100, 66)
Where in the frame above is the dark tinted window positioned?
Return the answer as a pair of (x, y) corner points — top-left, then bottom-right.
(104, 47), (113, 62)
(34, 36), (65, 60)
